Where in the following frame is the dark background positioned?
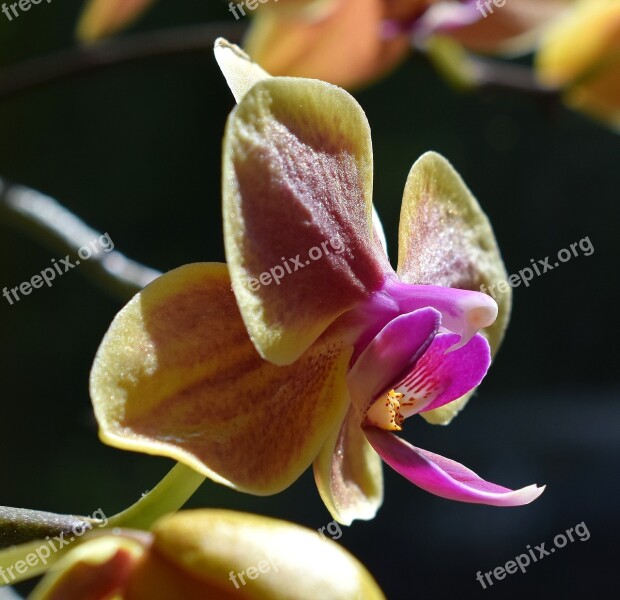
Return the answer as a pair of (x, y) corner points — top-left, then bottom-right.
(1, 1), (618, 598)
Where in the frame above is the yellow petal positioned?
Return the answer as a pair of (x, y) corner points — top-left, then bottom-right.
(564, 67), (620, 129)
(536, 0), (620, 128)
(76, 0), (155, 42)
(30, 512), (386, 599)
(90, 263), (352, 495)
(244, 0), (409, 88)
(223, 77), (389, 366)
(313, 407), (383, 525)
(146, 509), (386, 600)
(29, 535), (145, 600)
(396, 152), (510, 425)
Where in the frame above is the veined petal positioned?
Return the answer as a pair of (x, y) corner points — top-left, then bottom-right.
(90, 263), (352, 495)
(223, 77), (390, 366)
(397, 152), (509, 357)
(76, 0), (155, 42)
(393, 332), (491, 417)
(347, 307), (441, 415)
(313, 408), (384, 526)
(365, 429), (545, 506)
(244, 0), (410, 88)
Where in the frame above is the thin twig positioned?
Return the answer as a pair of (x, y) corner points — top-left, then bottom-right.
(0, 465), (205, 584)
(0, 21), (244, 101)
(418, 38), (560, 100)
(0, 507), (103, 550)
(469, 56), (558, 98)
(0, 177), (161, 298)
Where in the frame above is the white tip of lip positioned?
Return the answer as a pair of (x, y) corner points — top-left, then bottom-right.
(445, 296), (498, 352)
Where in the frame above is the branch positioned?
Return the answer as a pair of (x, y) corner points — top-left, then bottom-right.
(0, 177), (161, 299)
(469, 56), (559, 98)
(0, 508), (103, 550)
(0, 21), (244, 101)
(0, 465), (205, 585)
(420, 37), (560, 101)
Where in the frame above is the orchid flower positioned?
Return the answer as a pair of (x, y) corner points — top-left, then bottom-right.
(75, 0), (570, 88)
(89, 39), (543, 526)
(536, 0), (620, 130)
(244, 0), (573, 88)
(30, 510), (385, 600)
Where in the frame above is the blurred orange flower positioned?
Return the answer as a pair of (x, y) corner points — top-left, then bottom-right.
(245, 0), (572, 87)
(536, 0), (620, 129)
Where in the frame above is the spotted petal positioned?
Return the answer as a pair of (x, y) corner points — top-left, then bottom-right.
(393, 332), (491, 417)
(313, 408), (384, 526)
(347, 307), (441, 415)
(90, 263), (352, 494)
(347, 308), (490, 426)
(364, 428), (545, 506)
(223, 77), (390, 366)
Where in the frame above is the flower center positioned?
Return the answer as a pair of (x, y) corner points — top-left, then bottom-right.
(364, 390), (405, 431)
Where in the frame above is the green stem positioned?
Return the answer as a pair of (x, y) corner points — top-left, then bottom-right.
(0, 463), (205, 586)
(420, 38), (560, 99)
(106, 463), (206, 530)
